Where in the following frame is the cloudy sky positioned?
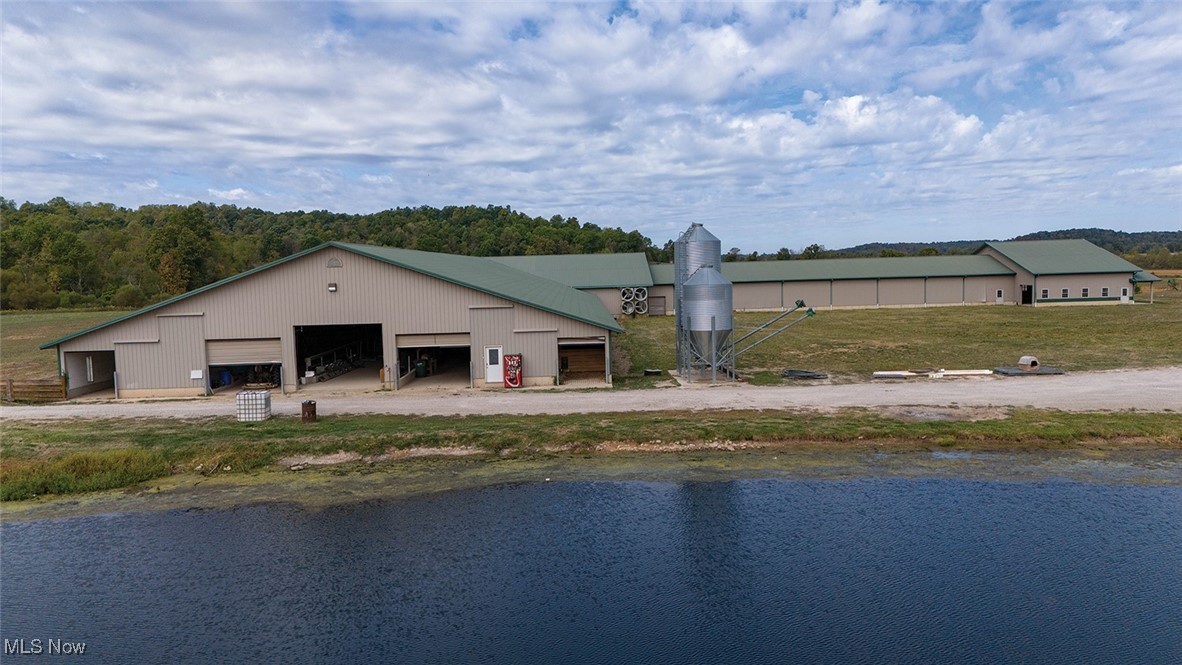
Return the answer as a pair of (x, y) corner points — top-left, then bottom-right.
(2, 1), (1180, 251)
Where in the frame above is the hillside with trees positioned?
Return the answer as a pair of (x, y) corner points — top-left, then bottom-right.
(0, 198), (655, 310)
(2, 197), (1178, 310)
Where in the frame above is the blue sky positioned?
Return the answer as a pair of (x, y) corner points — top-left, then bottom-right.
(2, 1), (1179, 251)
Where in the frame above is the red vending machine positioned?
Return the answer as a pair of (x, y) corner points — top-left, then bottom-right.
(503, 353), (523, 388)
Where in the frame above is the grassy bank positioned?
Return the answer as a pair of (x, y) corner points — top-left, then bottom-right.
(3, 409), (1181, 501)
(616, 288), (1182, 378)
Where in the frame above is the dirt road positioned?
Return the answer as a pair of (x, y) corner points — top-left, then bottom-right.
(2, 367), (1179, 420)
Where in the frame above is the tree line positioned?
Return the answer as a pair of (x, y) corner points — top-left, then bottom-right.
(0, 198), (655, 310)
(2, 197), (1178, 311)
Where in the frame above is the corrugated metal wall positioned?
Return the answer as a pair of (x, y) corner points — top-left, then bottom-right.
(470, 307), (514, 385)
(925, 278), (965, 304)
(878, 278), (926, 306)
(831, 280), (878, 307)
(782, 282), (832, 309)
(114, 315), (206, 391)
(732, 282), (782, 310)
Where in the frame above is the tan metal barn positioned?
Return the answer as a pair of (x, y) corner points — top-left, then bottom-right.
(485, 239), (1157, 316)
(975, 239), (1158, 305)
(42, 243), (622, 398)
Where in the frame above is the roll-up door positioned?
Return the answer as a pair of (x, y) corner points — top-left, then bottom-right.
(206, 338), (283, 365)
(396, 333), (471, 347)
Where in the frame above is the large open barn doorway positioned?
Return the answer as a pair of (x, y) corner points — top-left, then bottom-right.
(295, 324), (383, 386)
(207, 338), (283, 391)
(394, 335), (472, 389)
(558, 340), (607, 383)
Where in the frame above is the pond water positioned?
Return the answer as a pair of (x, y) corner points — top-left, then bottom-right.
(3, 478), (1180, 664)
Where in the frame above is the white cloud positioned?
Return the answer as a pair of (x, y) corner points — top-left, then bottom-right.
(1, 1), (1179, 251)
(208, 187), (251, 201)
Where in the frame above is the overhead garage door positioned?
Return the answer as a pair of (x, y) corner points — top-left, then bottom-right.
(396, 333), (471, 347)
(206, 338), (283, 365)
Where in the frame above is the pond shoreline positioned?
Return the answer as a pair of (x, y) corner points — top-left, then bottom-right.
(5, 443), (1180, 522)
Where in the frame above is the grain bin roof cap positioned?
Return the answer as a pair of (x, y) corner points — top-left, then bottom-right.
(680, 223), (721, 244)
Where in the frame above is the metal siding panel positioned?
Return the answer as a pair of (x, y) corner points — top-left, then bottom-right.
(206, 338), (283, 364)
(878, 278), (925, 306)
(781, 281), (831, 308)
(513, 305), (603, 337)
(832, 280), (878, 307)
(517, 330), (559, 377)
(1035, 275), (1129, 301)
(115, 315), (206, 390)
(588, 288), (623, 316)
(58, 314), (160, 353)
(733, 282), (781, 310)
(965, 276), (1015, 303)
(925, 278), (964, 304)
(470, 308), (515, 383)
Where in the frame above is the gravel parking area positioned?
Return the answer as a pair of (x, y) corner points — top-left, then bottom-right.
(2, 367), (1179, 420)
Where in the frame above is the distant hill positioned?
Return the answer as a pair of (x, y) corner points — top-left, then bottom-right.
(838, 228), (1182, 256)
(835, 239), (983, 256)
(1007, 228), (1182, 253)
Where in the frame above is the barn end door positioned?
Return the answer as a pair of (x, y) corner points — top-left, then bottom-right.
(484, 346), (503, 383)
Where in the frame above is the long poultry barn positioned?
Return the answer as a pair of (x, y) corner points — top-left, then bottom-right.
(41, 243), (621, 399)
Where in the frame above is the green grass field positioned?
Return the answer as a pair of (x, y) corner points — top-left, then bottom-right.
(615, 287), (1182, 379)
(0, 309), (132, 380)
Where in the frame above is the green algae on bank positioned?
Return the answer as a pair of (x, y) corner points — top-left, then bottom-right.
(4, 446), (1180, 522)
(3, 407), (1181, 505)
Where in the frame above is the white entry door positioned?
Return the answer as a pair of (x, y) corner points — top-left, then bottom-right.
(484, 346), (503, 383)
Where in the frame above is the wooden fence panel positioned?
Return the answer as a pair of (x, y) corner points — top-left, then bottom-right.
(0, 376), (68, 403)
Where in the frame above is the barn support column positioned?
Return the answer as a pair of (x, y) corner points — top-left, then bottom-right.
(604, 337), (611, 385)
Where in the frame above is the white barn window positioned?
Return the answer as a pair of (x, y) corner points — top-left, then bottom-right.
(1061, 288), (1069, 298)
(1082, 288), (1090, 298)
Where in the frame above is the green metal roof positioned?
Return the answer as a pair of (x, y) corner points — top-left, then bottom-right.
(650, 264), (676, 285)
(336, 244), (622, 332)
(489, 253), (654, 288)
(977, 239), (1144, 275)
(649, 255), (1014, 285)
(42, 242), (621, 349)
(1132, 270), (1162, 283)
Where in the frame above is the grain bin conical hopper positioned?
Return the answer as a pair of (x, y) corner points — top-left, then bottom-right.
(682, 265), (733, 363)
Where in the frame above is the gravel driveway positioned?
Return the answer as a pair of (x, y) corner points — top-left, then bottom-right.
(2, 367), (1179, 420)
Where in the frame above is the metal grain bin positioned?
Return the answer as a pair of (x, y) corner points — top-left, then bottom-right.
(675, 223), (722, 301)
(682, 266), (733, 358)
